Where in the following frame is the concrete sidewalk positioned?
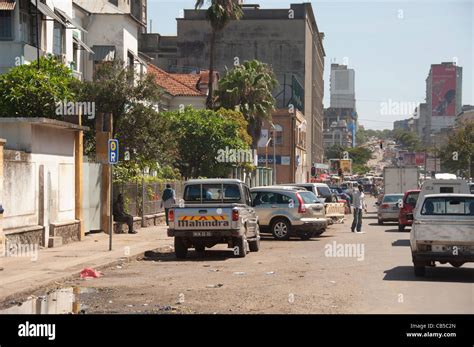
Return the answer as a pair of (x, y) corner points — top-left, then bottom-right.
(0, 226), (172, 304)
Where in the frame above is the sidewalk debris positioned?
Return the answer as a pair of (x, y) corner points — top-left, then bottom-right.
(265, 271), (275, 275)
(79, 268), (103, 279)
(206, 283), (223, 288)
(233, 272), (245, 275)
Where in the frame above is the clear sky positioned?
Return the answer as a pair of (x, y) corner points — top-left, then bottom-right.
(146, 0), (473, 130)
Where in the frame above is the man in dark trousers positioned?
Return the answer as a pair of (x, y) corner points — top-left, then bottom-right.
(161, 184), (176, 226)
(113, 194), (136, 234)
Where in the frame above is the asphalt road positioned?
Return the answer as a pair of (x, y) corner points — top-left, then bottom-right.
(66, 197), (473, 314)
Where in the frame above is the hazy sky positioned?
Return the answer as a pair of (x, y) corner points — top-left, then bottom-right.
(146, 0), (473, 130)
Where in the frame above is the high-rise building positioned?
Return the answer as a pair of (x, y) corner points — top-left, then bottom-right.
(330, 63), (355, 109)
(425, 62), (462, 134)
(173, 3), (326, 179)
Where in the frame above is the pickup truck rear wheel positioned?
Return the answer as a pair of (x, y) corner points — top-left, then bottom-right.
(271, 218), (291, 240)
(233, 237), (247, 258)
(248, 238), (260, 252)
(195, 245), (205, 253)
(398, 224), (405, 232)
(378, 218), (383, 225)
(174, 237), (188, 259)
(413, 263), (426, 277)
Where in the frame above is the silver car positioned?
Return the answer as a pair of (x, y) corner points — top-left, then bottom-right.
(250, 186), (327, 240)
(377, 193), (404, 224)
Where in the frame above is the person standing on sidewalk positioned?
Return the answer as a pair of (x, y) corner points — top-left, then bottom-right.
(161, 184), (176, 226)
(351, 185), (367, 233)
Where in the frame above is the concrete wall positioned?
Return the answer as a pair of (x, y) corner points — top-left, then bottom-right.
(0, 123), (77, 246)
(170, 96), (206, 110)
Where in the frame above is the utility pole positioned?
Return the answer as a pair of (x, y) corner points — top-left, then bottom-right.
(35, 0), (40, 69)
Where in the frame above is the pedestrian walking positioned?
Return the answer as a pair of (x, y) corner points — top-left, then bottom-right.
(161, 184), (176, 225)
(113, 194), (136, 234)
(351, 185), (367, 233)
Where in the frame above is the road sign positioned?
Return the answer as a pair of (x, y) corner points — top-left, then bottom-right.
(108, 139), (119, 164)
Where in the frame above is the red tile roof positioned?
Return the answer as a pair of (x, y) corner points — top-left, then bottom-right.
(148, 64), (206, 97)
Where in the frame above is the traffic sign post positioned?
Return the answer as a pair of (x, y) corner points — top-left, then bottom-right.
(108, 140), (119, 251)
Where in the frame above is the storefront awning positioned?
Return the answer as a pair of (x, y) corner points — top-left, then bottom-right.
(73, 36), (94, 54)
(0, 0), (16, 11)
(30, 0), (67, 27)
(55, 8), (87, 33)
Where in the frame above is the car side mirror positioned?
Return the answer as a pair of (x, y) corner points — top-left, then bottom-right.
(397, 199), (403, 209)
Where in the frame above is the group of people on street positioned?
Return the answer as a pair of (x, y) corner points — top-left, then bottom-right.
(112, 184), (177, 234)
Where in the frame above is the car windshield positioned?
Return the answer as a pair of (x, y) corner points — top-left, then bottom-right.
(183, 184), (241, 203)
(383, 195), (404, 203)
(421, 196), (474, 216)
(298, 191), (320, 204)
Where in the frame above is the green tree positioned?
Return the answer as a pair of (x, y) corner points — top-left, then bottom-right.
(162, 107), (251, 178)
(195, 0), (243, 108)
(215, 60), (278, 149)
(439, 122), (474, 178)
(0, 56), (78, 118)
(393, 129), (422, 151)
(76, 60), (162, 155)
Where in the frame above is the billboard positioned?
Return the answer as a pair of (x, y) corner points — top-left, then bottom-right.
(431, 65), (457, 117)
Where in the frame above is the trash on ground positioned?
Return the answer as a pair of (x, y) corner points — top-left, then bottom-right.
(80, 268), (103, 279)
(233, 272), (245, 275)
(206, 283), (224, 288)
(265, 271), (275, 275)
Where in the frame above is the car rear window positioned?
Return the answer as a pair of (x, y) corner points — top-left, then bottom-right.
(298, 191), (320, 204)
(405, 192), (420, 204)
(317, 186), (332, 197)
(383, 195), (404, 203)
(421, 197), (474, 216)
(183, 184), (241, 203)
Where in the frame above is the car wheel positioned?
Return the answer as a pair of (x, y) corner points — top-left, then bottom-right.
(413, 262), (426, 277)
(233, 236), (247, 258)
(449, 261), (464, 268)
(300, 231), (312, 241)
(378, 218), (383, 225)
(195, 245), (205, 253)
(398, 224), (405, 232)
(248, 238), (260, 252)
(271, 219), (291, 240)
(174, 237), (188, 259)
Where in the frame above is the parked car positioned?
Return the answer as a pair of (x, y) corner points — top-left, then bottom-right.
(410, 194), (474, 276)
(167, 179), (260, 259)
(398, 189), (420, 231)
(289, 183), (337, 203)
(376, 193), (404, 224)
(250, 186), (327, 240)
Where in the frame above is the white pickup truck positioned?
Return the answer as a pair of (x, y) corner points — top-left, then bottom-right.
(167, 179), (260, 259)
(410, 193), (474, 276)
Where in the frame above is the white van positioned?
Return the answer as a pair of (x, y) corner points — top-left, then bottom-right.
(418, 179), (470, 203)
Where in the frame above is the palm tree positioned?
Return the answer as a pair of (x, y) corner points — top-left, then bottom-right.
(195, 0), (243, 109)
(215, 60), (278, 149)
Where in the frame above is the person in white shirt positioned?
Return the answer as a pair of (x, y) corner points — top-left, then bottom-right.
(351, 185), (367, 233)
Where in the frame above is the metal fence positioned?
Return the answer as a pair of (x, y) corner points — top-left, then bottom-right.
(113, 181), (185, 217)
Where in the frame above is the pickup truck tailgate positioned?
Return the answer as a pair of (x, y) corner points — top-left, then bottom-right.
(413, 220), (474, 245)
(173, 207), (234, 230)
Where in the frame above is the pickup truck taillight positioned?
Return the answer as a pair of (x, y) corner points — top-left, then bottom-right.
(296, 193), (306, 214)
(168, 209), (174, 222)
(381, 204), (389, 209)
(232, 209), (239, 221)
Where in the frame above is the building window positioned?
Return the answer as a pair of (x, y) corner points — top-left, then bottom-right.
(0, 11), (13, 40)
(53, 21), (64, 56)
(272, 124), (283, 146)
